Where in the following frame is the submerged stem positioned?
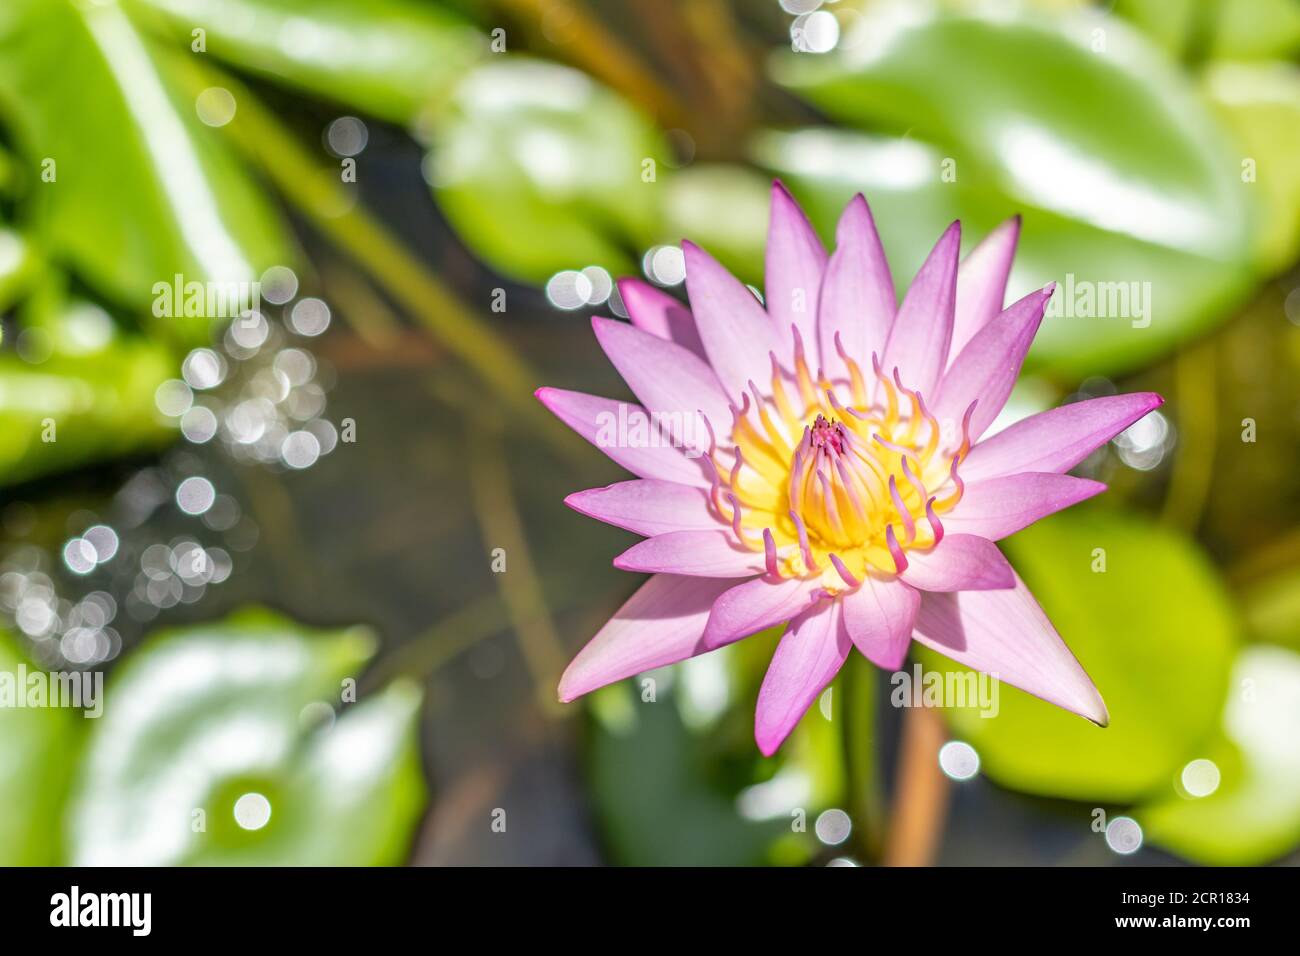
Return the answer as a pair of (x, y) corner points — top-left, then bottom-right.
(465, 414), (570, 715)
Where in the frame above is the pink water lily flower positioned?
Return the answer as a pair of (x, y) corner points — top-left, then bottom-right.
(538, 182), (1163, 756)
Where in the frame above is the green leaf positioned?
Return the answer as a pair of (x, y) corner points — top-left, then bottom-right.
(0, 305), (175, 487)
(0, 630), (80, 865)
(1111, 0), (1300, 61)
(1139, 646), (1300, 865)
(587, 675), (790, 867)
(0, 227), (39, 313)
(1208, 0), (1300, 59)
(1242, 564), (1300, 651)
(124, 0), (485, 124)
(67, 608), (427, 865)
(917, 508), (1238, 801)
(766, 8), (1258, 379)
(1203, 61), (1300, 271)
(586, 633), (849, 866)
(1111, 0), (1201, 59)
(425, 58), (666, 284)
(0, 0), (291, 332)
(660, 164), (771, 288)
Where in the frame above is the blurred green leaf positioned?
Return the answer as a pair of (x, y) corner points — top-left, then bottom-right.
(1208, 0), (1300, 59)
(0, 302), (175, 487)
(586, 633), (848, 866)
(661, 164), (770, 288)
(0, 0), (291, 333)
(67, 608), (426, 865)
(917, 508), (1238, 801)
(1242, 564), (1300, 650)
(1118, 0), (1300, 62)
(0, 227), (39, 313)
(1112, 0), (1200, 58)
(1140, 645), (1300, 865)
(0, 630), (79, 865)
(425, 58), (666, 284)
(767, 8), (1258, 379)
(1203, 61), (1300, 271)
(125, 0), (484, 124)
(588, 680), (784, 866)
(0, 140), (16, 195)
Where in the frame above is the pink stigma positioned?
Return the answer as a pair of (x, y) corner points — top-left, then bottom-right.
(809, 414), (846, 455)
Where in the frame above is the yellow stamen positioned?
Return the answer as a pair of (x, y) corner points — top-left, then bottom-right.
(720, 336), (971, 582)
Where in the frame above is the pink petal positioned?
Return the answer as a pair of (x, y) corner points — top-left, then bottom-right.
(817, 194), (896, 381)
(840, 575), (919, 670)
(557, 574), (734, 702)
(682, 240), (783, 401)
(614, 530), (766, 577)
(700, 574), (821, 651)
(617, 277), (707, 360)
(565, 479), (719, 537)
(591, 316), (732, 456)
(949, 216), (1020, 363)
(754, 598), (852, 756)
(535, 388), (710, 487)
(766, 181), (828, 366)
(911, 573), (1108, 725)
(932, 286), (1053, 441)
(879, 221), (960, 398)
(899, 534), (1016, 592)
(960, 392), (1165, 482)
(942, 473), (1106, 541)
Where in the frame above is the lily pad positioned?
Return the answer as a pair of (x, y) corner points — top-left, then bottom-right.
(1139, 645), (1300, 865)
(67, 608), (427, 865)
(0, 0), (291, 333)
(660, 164), (771, 287)
(424, 58), (666, 284)
(1203, 61), (1300, 271)
(1119, 0), (1300, 61)
(588, 677), (787, 866)
(0, 629), (79, 865)
(0, 330), (175, 487)
(587, 629), (851, 866)
(124, 0), (484, 124)
(0, 227), (38, 313)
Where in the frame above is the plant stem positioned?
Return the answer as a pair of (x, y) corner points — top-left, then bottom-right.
(842, 654), (885, 862)
(494, 0), (687, 127)
(1161, 342), (1217, 530)
(464, 411), (570, 715)
(883, 705), (950, 867)
(314, 250), (404, 349)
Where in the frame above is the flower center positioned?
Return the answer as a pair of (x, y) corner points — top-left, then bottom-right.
(704, 329), (973, 588)
(808, 414), (846, 455)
